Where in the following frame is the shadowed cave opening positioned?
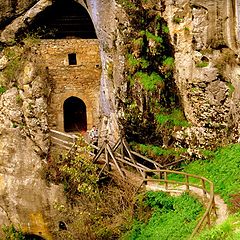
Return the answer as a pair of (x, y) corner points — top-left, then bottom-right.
(28, 0), (97, 39)
(23, 234), (46, 240)
(64, 96), (87, 132)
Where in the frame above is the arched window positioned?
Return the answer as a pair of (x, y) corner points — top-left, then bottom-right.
(29, 0), (97, 39)
(64, 97), (87, 132)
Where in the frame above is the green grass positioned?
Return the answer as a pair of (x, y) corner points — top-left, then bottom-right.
(131, 143), (187, 158)
(195, 213), (240, 240)
(178, 144), (240, 204)
(122, 192), (203, 240)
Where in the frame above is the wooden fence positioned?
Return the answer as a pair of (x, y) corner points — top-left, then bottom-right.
(142, 170), (217, 239)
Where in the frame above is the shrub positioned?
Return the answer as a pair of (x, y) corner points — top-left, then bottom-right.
(123, 192), (203, 240)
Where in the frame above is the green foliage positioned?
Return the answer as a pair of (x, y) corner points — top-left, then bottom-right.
(0, 86), (6, 94)
(2, 225), (25, 240)
(181, 144), (240, 204)
(195, 213), (240, 240)
(127, 54), (149, 70)
(156, 109), (189, 127)
(133, 37), (144, 48)
(173, 16), (183, 24)
(134, 71), (163, 91)
(196, 61), (209, 68)
(163, 57), (174, 69)
(162, 25), (170, 33)
(226, 82), (235, 97)
(131, 143), (187, 158)
(123, 192), (203, 240)
(141, 30), (163, 44)
(2, 46), (23, 83)
(45, 137), (99, 200)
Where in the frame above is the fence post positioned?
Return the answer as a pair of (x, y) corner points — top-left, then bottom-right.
(185, 175), (190, 191)
(207, 212), (211, 226)
(143, 171), (147, 186)
(159, 170), (162, 179)
(164, 171), (168, 190)
(201, 179), (207, 195)
(212, 195), (217, 216)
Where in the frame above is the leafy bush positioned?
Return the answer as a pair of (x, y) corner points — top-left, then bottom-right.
(122, 192), (203, 240)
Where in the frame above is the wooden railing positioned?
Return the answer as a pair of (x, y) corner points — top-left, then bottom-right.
(142, 170), (217, 239)
(49, 130), (217, 238)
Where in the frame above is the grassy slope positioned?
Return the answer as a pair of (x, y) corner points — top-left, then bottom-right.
(122, 192), (203, 240)
(179, 144), (240, 239)
(124, 144), (240, 240)
(181, 144), (240, 204)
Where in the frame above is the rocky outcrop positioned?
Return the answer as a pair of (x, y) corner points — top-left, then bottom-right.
(0, 46), (65, 239)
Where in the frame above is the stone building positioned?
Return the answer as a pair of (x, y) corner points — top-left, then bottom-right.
(34, 0), (102, 133)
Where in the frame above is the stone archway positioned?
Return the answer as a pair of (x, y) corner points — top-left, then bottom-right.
(64, 96), (87, 132)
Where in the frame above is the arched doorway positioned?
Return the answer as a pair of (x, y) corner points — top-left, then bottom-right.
(64, 97), (87, 132)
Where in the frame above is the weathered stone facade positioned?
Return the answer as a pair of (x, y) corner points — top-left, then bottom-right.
(36, 39), (101, 132)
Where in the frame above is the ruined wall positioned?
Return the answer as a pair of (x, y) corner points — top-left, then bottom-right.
(37, 39), (101, 131)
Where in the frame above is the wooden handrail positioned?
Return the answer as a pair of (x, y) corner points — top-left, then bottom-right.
(49, 130), (217, 238)
(142, 170), (216, 239)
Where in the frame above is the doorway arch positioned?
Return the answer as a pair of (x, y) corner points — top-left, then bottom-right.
(64, 96), (87, 132)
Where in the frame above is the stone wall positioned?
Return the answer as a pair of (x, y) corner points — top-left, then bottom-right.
(36, 39), (101, 132)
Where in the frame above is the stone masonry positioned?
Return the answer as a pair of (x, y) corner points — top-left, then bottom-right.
(36, 39), (102, 132)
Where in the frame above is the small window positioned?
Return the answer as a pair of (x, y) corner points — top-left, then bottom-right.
(68, 53), (77, 65)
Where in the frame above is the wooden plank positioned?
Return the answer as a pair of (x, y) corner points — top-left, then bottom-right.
(106, 143), (125, 179)
(130, 151), (163, 168)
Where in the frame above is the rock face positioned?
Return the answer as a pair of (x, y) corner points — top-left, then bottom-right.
(0, 0), (240, 238)
(0, 46), (66, 238)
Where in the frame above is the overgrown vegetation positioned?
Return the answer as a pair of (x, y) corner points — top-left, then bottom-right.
(45, 138), (139, 239)
(1, 225), (25, 240)
(116, 0), (188, 147)
(122, 191), (203, 240)
(130, 142), (187, 166)
(0, 33), (41, 90)
(44, 137), (99, 200)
